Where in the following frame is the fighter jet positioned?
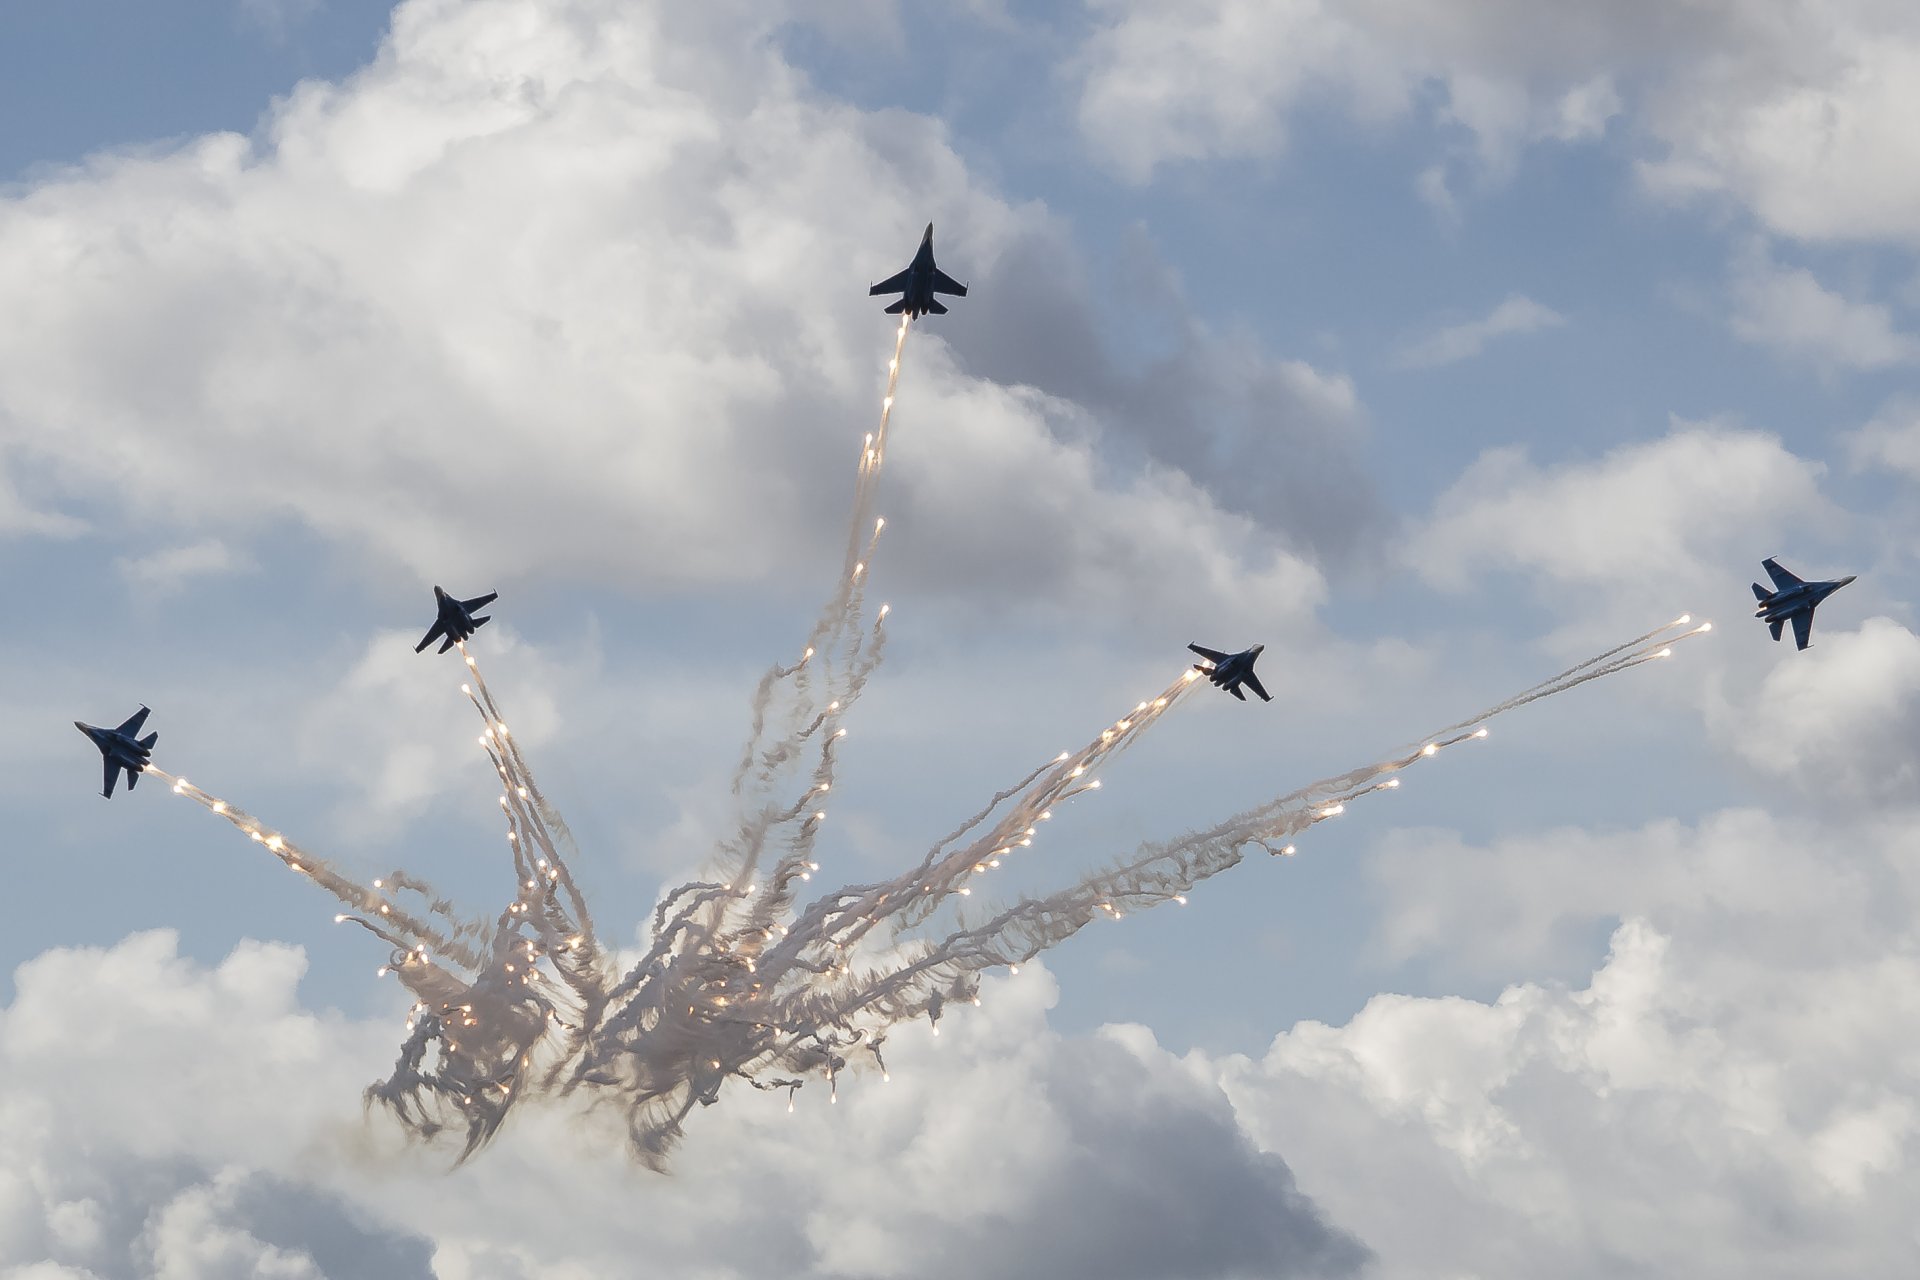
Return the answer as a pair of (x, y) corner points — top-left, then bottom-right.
(1188, 643), (1271, 702)
(415, 585), (498, 654)
(868, 223), (967, 318)
(1752, 558), (1855, 651)
(75, 705), (157, 798)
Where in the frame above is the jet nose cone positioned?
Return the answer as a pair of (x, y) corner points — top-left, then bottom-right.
(923, 222), (934, 240)
(1841, 575), (1858, 586)
(73, 721), (87, 734)
(1251, 643), (1265, 655)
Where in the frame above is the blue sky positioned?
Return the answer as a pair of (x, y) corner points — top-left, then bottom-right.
(3, 1), (1920, 1276)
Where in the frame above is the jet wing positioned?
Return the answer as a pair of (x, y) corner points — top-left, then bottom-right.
(1243, 671), (1272, 703)
(1187, 644), (1228, 664)
(114, 706), (151, 736)
(1791, 610), (1813, 650)
(930, 269), (967, 297)
(1763, 558), (1804, 590)
(461, 592), (498, 612)
(868, 270), (912, 297)
(415, 621), (446, 653)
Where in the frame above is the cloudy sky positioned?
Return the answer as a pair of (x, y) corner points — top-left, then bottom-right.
(4, 0), (1920, 1275)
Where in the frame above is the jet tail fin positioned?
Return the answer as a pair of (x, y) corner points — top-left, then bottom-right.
(1769, 619), (1784, 641)
(1752, 582), (1770, 602)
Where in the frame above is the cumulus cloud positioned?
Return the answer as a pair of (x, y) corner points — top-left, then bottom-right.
(1410, 422), (1829, 599)
(1393, 294), (1565, 370)
(1219, 911), (1920, 1279)
(1708, 616), (1920, 803)
(1074, 0), (1920, 248)
(1640, 24), (1920, 246)
(0, 0), (1340, 625)
(0, 932), (1362, 1279)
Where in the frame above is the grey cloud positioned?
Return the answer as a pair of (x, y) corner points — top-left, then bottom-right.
(0, 1154), (431, 1280)
(938, 220), (1384, 570)
(982, 1030), (1369, 1280)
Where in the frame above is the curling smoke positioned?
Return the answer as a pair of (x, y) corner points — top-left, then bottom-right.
(145, 313), (1707, 1167)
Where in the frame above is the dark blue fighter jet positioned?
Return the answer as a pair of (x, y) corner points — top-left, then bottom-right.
(416, 585), (497, 654)
(1188, 643), (1271, 702)
(75, 705), (157, 798)
(868, 223), (967, 318)
(1752, 558), (1855, 650)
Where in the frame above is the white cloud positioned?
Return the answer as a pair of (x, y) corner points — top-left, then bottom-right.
(0, 468), (86, 540)
(1073, 0), (1408, 184)
(1708, 616), (1920, 802)
(1219, 909), (1920, 1279)
(1411, 422), (1829, 598)
(115, 539), (250, 594)
(0, 0), (1325, 624)
(1846, 397), (1920, 480)
(1727, 245), (1918, 372)
(1640, 29), (1920, 247)
(294, 625), (573, 832)
(1074, 0), (1920, 248)
(1393, 294), (1565, 370)
(238, 0), (323, 40)
(0, 932), (1361, 1279)
(1366, 809), (1888, 981)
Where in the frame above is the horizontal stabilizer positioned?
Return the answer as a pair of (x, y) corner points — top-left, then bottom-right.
(1752, 582), (1770, 602)
(925, 298), (947, 315)
(137, 732), (157, 750)
(1769, 619), (1784, 641)
(883, 298), (910, 314)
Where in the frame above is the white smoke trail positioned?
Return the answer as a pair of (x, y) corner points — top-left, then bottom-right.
(135, 304), (1709, 1166)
